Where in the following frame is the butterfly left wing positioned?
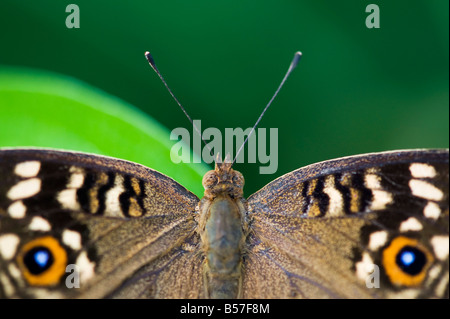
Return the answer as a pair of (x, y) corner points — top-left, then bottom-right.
(243, 149), (449, 298)
(0, 148), (205, 298)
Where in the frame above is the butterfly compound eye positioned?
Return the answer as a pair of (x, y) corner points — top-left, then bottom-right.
(232, 171), (245, 188)
(202, 171), (219, 189)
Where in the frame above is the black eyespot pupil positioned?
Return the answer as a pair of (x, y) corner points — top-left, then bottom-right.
(23, 246), (54, 275)
(395, 246), (427, 276)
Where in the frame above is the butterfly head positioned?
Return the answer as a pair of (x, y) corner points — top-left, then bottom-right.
(202, 153), (245, 199)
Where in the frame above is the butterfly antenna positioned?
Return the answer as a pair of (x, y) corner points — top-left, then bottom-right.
(145, 51), (214, 158)
(233, 51), (302, 165)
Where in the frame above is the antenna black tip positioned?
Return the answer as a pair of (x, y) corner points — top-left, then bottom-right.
(145, 51), (158, 70)
(291, 51), (302, 69)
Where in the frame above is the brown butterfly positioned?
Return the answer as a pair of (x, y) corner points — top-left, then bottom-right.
(0, 148), (448, 298)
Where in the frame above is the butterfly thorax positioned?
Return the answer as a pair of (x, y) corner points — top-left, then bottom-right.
(198, 161), (246, 298)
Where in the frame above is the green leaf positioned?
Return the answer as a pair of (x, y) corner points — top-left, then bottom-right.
(0, 67), (208, 198)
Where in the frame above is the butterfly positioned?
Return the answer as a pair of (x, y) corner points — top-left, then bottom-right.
(0, 147), (448, 298)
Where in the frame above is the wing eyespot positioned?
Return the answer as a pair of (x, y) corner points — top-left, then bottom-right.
(382, 236), (433, 287)
(17, 236), (68, 286)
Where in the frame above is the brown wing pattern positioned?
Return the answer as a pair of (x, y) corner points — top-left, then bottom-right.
(0, 148), (205, 298)
(243, 150), (449, 298)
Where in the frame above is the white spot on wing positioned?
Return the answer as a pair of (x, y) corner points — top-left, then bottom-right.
(409, 163), (437, 178)
(431, 235), (449, 261)
(57, 167), (85, 211)
(364, 174), (381, 189)
(423, 202), (441, 220)
(399, 217), (423, 232)
(31, 289), (64, 299)
(14, 161), (41, 178)
(0, 234), (20, 260)
(8, 264), (22, 282)
(105, 175), (125, 217)
(323, 175), (343, 216)
(356, 252), (375, 281)
(368, 230), (388, 251)
(0, 273), (15, 297)
(364, 173), (393, 210)
(67, 167), (84, 188)
(76, 251), (95, 283)
(29, 216), (51, 231)
(409, 179), (444, 201)
(426, 265), (442, 284)
(62, 230), (82, 250)
(7, 178), (41, 200)
(7, 201), (26, 219)
(370, 190), (393, 210)
(57, 189), (81, 211)
(435, 272), (449, 298)
(386, 288), (420, 299)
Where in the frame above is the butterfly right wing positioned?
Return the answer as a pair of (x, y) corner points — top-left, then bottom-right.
(243, 149), (449, 298)
(0, 148), (205, 298)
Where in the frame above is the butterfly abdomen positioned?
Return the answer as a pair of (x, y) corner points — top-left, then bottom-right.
(200, 196), (244, 298)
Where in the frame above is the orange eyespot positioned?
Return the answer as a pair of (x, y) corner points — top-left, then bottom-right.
(382, 236), (433, 287)
(17, 236), (67, 286)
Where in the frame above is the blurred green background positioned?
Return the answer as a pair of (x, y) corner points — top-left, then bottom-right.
(0, 0), (448, 198)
